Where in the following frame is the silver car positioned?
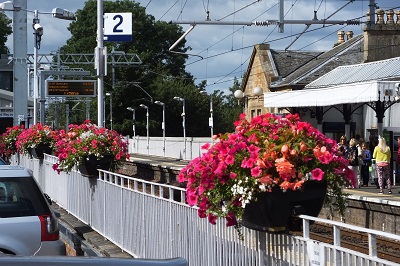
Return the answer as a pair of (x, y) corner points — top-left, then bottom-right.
(0, 165), (66, 256)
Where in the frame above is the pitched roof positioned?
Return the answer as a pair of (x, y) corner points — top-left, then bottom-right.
(241, 45), (320, 91)
(270, 50), (322, 79)
(270, 34), (364, 89)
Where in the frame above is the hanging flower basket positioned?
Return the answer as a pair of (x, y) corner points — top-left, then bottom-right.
(0, 125), (25, 160)
(52, 120), (129, 175)
(29, 143), (53, 159)
(241, 180), (327, 232)
(178, 113), (356, 239)
(16, 124), (57, 158)
(78, 154), (114, 178)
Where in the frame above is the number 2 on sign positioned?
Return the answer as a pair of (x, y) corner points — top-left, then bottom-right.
(113, 15), (123, 33)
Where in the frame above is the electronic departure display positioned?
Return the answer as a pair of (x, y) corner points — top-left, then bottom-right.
(46, 80), (96, 97)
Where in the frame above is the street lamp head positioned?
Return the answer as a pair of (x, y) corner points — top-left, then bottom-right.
(154, 100), (164, 106)
(52, 8), (76, 21)
(173, 96), (184, 102)
(0, 1), (19, 11)
(234, 90), (244, 99)
(199, 90), (207, 96)
(33, 23), (43, 36)
(253, 86), (263, 96)
(127, 107), (134, 112)
(140, 104), (148, 109)
(106, 92), (111, 96)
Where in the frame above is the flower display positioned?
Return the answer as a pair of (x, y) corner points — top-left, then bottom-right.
(0, 124), (25, 158)
(178, 113), (355, 233)
(52, 120), (130, 174)
(16, 124), (58, 155)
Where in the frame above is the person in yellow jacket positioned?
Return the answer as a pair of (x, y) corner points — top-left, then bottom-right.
(373, 137), (391, 194)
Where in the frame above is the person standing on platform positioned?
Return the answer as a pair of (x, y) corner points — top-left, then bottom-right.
(368, 134), (377, 154)
(337, 135), (349, 156)
(347, 138), (359, 188)
(397, 136), (400, 191)
(355, 136), (365, 186)
(397, 137), (400, 165)
(361, 142), (372, 186)
(373, 137), (392, 194)
(396, 137), (400, 165)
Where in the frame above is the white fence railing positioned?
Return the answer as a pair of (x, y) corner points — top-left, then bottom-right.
(14, 154), (400, 266)
(128, 136), (212, 160)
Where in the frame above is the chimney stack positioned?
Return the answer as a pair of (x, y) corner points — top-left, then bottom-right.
(333, 30), (345, 47)
(346, 31), (354, 40)
(364, 9), (400, 62)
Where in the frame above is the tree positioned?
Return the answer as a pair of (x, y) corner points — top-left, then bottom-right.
(59, 0), (192, 134)
(58, 0), (241, 137)
(216, 77), (243, 134)
(0, 13), (13, 54)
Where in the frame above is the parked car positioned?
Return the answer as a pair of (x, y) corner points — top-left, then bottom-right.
(0, 165), (66, 255)
(0, 256), (188, 265)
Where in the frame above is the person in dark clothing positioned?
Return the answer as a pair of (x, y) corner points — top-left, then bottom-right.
(361, 142), (372, 186)
(368, 134), (377, 155)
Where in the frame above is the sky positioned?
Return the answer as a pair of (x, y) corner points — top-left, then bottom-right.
(4, 0), (399, 94)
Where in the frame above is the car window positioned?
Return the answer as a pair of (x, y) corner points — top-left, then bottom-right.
(0, 177), (50, 218)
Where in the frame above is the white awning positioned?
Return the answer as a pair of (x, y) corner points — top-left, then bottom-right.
(264, 81), (398, 108)
(306, 56), (400, 89)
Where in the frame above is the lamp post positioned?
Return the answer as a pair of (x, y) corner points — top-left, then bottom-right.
(0, 2), (75, 126)
(103, 95), (106, 127)
(155, 101), (166, 157)
(96, 0), (104, 127)
(126, 107), (136, 153)
(140, 104), (149, 155)
(32, 10), (41, 125)
(173, 97), (186, 159)
(106, 92), (112, 130)
(234, 86), (263, 118)
(200, 91), (214, 140)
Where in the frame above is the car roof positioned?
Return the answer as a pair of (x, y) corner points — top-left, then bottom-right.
(0, 165), (33, 178)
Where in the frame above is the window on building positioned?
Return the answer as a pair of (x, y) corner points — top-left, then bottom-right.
(251, 110), (256, 119)
(0, 71), (13, 92)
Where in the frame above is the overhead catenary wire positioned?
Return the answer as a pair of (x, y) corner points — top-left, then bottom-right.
(158, 0), (180, 21)
(186, 23), (341, 67)
(184, 3), (396, 86)
(177, 0), (188, 20)
(138, 1), (400, 89)
(217, 0), (262, 21)
(194, 3), (278, 57)
(144, 0), (152, 8)
(147, 42), (400, 87)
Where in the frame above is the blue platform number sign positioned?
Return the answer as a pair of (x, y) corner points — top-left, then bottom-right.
(104, 13), (132, 42)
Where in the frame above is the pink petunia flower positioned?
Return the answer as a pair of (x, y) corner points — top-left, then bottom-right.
(311, 168), (325, 181)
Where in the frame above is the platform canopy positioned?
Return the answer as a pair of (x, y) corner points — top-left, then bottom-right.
(264, 57), (400, 108)
(263, 81), (399, 108)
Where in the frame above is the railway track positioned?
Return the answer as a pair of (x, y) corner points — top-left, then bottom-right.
(291, 222), (400, 264)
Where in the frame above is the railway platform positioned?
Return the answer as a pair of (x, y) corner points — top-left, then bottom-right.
(128, 153), (400, 199)
(128, 153), (400, 234)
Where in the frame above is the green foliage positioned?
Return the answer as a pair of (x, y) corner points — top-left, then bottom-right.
(216, 78), (244, 133)
(57, 0), (243, 137)
(0, 13), (13, 54)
